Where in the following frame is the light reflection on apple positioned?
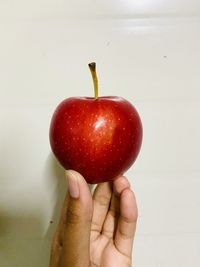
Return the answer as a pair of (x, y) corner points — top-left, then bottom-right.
(94, 117), (106, 130)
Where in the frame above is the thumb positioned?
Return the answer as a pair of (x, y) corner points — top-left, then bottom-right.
(58, 170), (93, 267)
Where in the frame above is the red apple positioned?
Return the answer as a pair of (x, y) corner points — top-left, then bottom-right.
(49, 63), (142, 184)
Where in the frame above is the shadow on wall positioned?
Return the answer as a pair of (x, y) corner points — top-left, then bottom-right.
(0, 215), (49, 267)
(0, 153), (67, 267)
(45, 153), (67, 240)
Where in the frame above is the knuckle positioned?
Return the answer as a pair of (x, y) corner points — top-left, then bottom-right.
(122, 214), (137, 224)
(109, 209), (120, 219)
(119, 227), (133, 240)
(102, 229), (113, 238)
(66, 206), (81, 225)
(95, 194), (110, 206)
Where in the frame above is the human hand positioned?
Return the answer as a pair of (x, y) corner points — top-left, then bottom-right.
(49, 170), (138, 267)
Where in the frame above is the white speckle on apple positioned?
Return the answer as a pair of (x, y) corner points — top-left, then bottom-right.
(123, 127), (125, 131)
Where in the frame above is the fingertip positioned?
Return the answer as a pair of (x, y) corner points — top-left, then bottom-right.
(65, 169), (90, 192)
(113, 175), (130, 196)
(65, 169), (92, 208)
(65, 169), (86, 184)
(120, 188), (138, 222)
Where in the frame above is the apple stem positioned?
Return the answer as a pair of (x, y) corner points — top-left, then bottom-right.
(88, 62), (98, 99)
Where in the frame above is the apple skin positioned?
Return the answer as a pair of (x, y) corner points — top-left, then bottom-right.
(49, 96), (142, 184)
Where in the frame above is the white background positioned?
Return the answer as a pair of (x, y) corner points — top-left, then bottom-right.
(0, 1), (200, 266)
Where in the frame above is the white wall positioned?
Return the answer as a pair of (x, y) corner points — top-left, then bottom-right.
(0, 1), (200, 266)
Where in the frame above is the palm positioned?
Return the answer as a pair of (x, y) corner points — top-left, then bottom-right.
(90, 235), (131, 267)
(89, 179), (137, 267)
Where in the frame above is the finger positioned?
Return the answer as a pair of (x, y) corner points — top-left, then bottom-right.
(91, 182), (112, 240)
(115, 188), (138, 258)
(102, 176), (130, 239)
(58, 170), (93, 267)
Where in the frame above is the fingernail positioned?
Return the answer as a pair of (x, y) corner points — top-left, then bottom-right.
(66, 170), (80, 199)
